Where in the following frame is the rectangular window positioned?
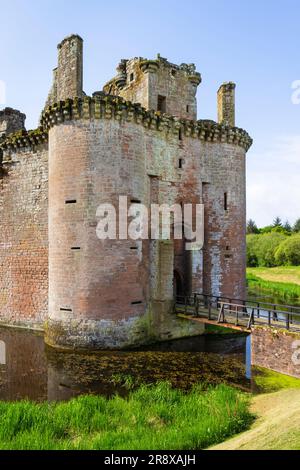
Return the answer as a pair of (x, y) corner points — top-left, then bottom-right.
(186, 105), (189, 113)
(224, 192), (228, 211)
(157, 95), (166, 113)
(130, 73), (134, 82)
(65, 199), (77, 204)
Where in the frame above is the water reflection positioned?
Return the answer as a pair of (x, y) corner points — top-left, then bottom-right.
(0, 326), (252, 402)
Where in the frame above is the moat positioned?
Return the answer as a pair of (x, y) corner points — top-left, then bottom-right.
(1, 291), (298, 402)
(0, 325), (251, 402)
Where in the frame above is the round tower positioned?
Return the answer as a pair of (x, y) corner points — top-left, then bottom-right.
(46, 112), (152, 349)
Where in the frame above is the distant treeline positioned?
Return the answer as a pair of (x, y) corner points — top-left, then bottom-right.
(247, 217), (300, 267)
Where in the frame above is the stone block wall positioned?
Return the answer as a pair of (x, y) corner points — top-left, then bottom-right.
(103, 55), (201, 120)
(252, 326), (300, 378)
(0, 108), (26, 137)
(0, 145), (48, 328)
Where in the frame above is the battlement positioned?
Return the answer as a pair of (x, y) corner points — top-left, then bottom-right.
(103, 54), (201, 120)
(0, 95), (252, 153)
(0, 108), (26, 137)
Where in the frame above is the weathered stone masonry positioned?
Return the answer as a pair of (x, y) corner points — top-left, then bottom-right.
(0, 35), (252, 349)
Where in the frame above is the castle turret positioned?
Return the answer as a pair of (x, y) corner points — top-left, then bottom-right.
(217, 82), (236, 127)
(0, 108), (26, 137)
(103, 55), (202, 120)
(45, 34), (83, 107)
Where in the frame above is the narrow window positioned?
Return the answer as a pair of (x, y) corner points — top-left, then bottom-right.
(131, 301), (143, 305)
(131, 198), (141, 204)
(224, 192), (228, 211)
(157, 95), (166, 113)
(130, 73), (134, 82)
(60, 307), (72, 312)
(186, 105), (189, 113)
(178, 158), (183, 169)
(71, 247), (81, 250)
(130, 247), (138, 250)
(178, 128), (182, 141)
(65, 199), (77, 204)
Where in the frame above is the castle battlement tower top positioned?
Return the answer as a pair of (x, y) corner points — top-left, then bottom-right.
(103, 54), (202, 120)
(0, 108), (26, 137)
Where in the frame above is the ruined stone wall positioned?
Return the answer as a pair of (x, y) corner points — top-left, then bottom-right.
(218, 83), (236, 127)
(103, 56), (201, 120)
(0, 144), (48, 328)
(45, 34), (83, 109)
(252, 327), (300, 379)
(0, 108), (26, 137)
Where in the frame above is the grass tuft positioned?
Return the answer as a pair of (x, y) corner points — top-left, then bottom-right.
(0, 382), (253, 450)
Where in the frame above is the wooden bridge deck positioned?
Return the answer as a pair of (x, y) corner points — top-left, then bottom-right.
(175, 294), (300, 333)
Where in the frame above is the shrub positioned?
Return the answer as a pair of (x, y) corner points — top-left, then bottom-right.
(246, 234), (260, 267)
(275, 235), (300, 266)
(247, 233), (287, 267)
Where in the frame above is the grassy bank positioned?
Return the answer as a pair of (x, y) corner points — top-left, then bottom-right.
(247, 267), (300, 300)
(0, 382), (253, 450)
(211, 388), (300, 450)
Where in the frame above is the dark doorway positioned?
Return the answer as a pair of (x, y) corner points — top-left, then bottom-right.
(173, 270), (183, 298)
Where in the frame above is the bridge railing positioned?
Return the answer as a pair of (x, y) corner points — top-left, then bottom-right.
(175, 293), (300, 331)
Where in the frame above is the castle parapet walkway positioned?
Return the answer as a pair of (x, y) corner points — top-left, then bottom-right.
(175, 294), (300, 333)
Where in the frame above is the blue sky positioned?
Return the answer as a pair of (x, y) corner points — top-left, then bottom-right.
(1, 0), (299, 226)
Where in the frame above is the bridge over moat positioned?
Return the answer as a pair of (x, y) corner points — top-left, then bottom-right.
(175, 294), (300, 333)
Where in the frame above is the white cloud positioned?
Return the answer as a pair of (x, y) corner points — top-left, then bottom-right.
(247, 135), (300, 227)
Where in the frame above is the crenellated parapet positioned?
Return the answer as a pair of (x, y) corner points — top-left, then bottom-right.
(0, 95), (252, 153)
(0, 127), (48, 152)
(40, 95), (252, 151)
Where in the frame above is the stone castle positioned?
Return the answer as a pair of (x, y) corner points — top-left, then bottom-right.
(0, 35), (252, 350)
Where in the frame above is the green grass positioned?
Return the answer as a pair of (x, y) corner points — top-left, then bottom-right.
(0, 382), (253, 450)
(247, 269), (300, 300)
(248, 266), (300, 286)
(253, 366), (300, 393)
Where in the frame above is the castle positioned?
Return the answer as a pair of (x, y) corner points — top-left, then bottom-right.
(0, 35), (252, 350)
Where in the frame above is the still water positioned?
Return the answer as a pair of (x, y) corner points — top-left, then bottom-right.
(0, 326), (251, 402)
(0, 290), (297, 402)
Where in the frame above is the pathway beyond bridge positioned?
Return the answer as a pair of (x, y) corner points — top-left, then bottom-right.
(175, 294), (300, 333)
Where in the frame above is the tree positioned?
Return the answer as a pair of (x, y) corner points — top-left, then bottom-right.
(293, 219), (300, 233)
(247, 219), (259, 234)
(275, 235), (300, 266)
(273, 217), (283, 228)
(255, 232), (287, 267)
(283, 221), (292, 233)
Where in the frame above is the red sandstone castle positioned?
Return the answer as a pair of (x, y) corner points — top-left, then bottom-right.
(0, 35), (252, 349)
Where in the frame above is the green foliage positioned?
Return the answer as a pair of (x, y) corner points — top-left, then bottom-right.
(293, 219), (300, 233)
(275, 235), (300, 266)
(0, 383), (253, 450)
(283, 221), (292, 233)
(273, 217), (283, 228)
(246, 219), (259, 235)
(246, 232), (287, 267)
(246, 234), (260, 267)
